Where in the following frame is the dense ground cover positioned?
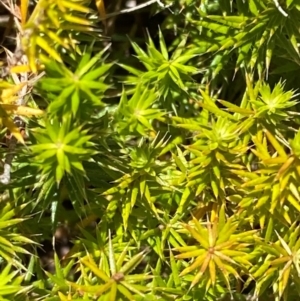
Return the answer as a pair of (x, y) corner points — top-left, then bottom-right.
(1, 0), (300, 300)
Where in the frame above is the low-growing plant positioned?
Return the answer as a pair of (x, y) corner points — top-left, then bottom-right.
(0, 0), (300, 300)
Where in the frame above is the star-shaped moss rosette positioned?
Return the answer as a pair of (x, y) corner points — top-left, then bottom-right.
(30, 117), (96, 183)
(67, 232), (153, 300)
(174, 208), (256, 291)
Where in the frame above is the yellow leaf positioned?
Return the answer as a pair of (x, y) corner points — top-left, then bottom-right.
(26, 37), (37, 73)
(209, 258), (216, 286)
(263, 157), (287, 165)
(175, 249), (205, 259)
(207, 220), (217, 247)
(1, 83), (26, 103)
(174, 245), (198, 253)
(10, 65), (32, 73)
(64, 14), (91, 26)
(61, 0), (90, 13)
(2, 118), (24, 144)
(20, 0), (29, 26)
(276, 156), (295, 180)
(270, 256), (290, 266)
(95, 0), (107, 31)
(58, 292), (69, 301)
(191, 255), (211, 288)
(289, 181), (300, 201)
(41, 27), (69, 49)
(264, 129), (287, 158)
(275, 231), (292, 255)
(185, 223), (209, 249)
(287, 194), (300, 212)
(0, 81), (14, 89)
(259, 214), (265, 229)
(179, 252), (207, 276)
(26, 0), (44, 24)
(252, 136), (271, 159)
(210, 202), (218, 222)
(221, 263), (241, 280)
(46, 8), (61, 27)
(278, 263), (291, 298)
(36, 36), (62, 62)
(81, 258), (110, 282)
(282, 209), (291, 225)
(214, 250), (236, 265)
(0, 96), (19, 104)
(1, 105), (44, 116)
(279, 172), (290, 192)
(109, 282), (117, 301)
(296, 163), (300, 179)
(213, 256), (230, 289)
